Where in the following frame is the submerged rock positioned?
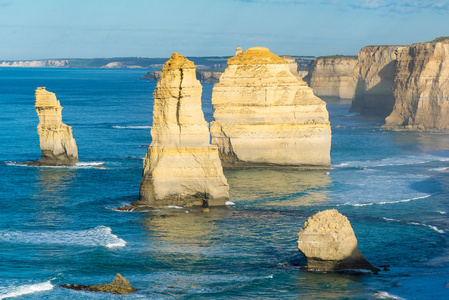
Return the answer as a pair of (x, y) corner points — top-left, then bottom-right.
(297, 209), (379, 273)
(138, 52), (229, 207)
(210, 47), (331, 169)
(384, 38), (449, 131)
(61, 273), (136, 294)
(29, 87), (78, 166)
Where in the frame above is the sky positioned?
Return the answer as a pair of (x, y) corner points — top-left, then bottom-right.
(0, 0), (448, 60)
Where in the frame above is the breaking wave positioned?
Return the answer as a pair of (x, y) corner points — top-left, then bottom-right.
(0, 281), (53, 299)
(333, 155), (449, 169)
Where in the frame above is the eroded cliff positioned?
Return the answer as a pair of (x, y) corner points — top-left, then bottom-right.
(30, 87), (78, 166)
(384, 39), (449, 131)
(350, 45), (402, 115)
(306, 56), (358, 99)
(138, 53), (229, 207)
(210, 47), (331, 169)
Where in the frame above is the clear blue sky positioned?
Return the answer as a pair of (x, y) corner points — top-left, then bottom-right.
(0, 0), (448, 60)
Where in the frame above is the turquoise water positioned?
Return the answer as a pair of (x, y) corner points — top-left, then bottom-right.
(0, 68), (448, 299)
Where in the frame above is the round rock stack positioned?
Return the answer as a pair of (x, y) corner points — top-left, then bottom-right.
(297, 209), (379, 273)
(210, 47), (331, 169)
(31, 87), (78, 166)
(138, 53), (229, 207)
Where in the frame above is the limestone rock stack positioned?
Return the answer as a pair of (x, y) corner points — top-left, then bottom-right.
(305, 56), (358, 99)
(384, 39), (449, 131)
(280, 55), (299, 76)
(32, 87), (78, 166)
(138, 53), (229, 207)
(210, 47), (331, 169)
(235, 46), (243, 56)
(350, 45), (402, 116)
(297, 209), (379, 273)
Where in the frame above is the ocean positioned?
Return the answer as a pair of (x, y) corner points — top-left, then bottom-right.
(0, 68), (448, 299)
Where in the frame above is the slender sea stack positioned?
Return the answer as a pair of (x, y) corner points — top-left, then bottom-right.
(210, 47), (331, 169)
(384, 38), (449, 131)
(138, 53), (229, 207)
(297, 209), (379, 273)
(30, 87), (78, 166)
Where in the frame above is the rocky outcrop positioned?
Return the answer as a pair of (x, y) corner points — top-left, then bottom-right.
(210, 47), (331, 169)
(350, 45), (402, 115)
(30, 87), (78, 166)
(384, 39), (449, 131)
(138, 53), (229, 207)
(235, 46), (243, 56)
(61, 273), (136, 294)
(280, 55), (299, 76)
(141, 69), (223, 83)
(305, 56), (358, 99)
(297, 209), (379, 273)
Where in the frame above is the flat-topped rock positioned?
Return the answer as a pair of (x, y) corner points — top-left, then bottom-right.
(138, 53), (229, 207)
(210, 47), (331, 169)
(297, 209), (379, 273)
(29, 87), (78, 166)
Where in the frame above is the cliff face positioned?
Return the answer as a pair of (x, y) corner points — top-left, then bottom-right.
(306, 56), (358, 99)
(350, 46), (401, 115)
(210, 47), (331, 169)
(32, 87), (78, 166)
(384, 40), (449, 131)
(141, 70), (223, 83)
(138, 53), (229, 207)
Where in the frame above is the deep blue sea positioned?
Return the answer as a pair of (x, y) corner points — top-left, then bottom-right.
(0, 68), (448, 299)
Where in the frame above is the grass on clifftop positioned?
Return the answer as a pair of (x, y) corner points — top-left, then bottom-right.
(429, 36), (449, 43)
(316, 54), (358, 60)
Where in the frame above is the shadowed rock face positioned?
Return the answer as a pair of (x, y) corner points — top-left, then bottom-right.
(138, 53), (229, 207)
(210, 47), (331, 169)
(306, 56), (358, 99)
(30, 87), (78, 166)
(384, 39), (449, 131)
(350, 46), (402, 116)
(297, 209), (379, 273)
(61, 273), (136, 294)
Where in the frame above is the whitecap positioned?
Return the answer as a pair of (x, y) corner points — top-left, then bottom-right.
(0, 281), (53, 300)
(438, 211), (446, 214)
(4, 161), (106, 169)
(381, 217), (445, 234)
(0, 226), (126, 248)
(112, 125), (152, 129)
(337, 194), (432, 207)
(373, 291), (405, 299)
(429, 167), (448, 172)
(165, 205), (184, 209)
(225, 201), (235, 206)
(333, 155), (449, 169)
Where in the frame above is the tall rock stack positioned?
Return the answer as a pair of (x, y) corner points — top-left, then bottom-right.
(384, 39), (449, 131)
(306, 56), (358, 99)
(32, 87), (78, 166)
(210, 47), (331, 169)
(138, 53), (229, 207)
(350, 45), (402, 116)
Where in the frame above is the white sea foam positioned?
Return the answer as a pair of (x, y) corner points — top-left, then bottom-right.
(0, 226), (126, 248)
(112, 125), (152, 129)
(381, 217), (445, 233)
(165, 205), (183, 209)
(337, 194), (432, 207)
(225, 201), (235, 206)
(429, 167), (448, 172)
(4, 161), (106, 169)
(373, 291), (405, 299)
(0, 281), (53, 300)
(333, 155), (449, 169)
(438, 211), (446, 214)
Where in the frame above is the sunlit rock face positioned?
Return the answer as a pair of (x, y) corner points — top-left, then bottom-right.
(210, 47), (331, 169)
(297, 209), (379, 273)
(350, 45), (401, 116)
(306, 56), (358, 99)
(384, 39), (449, 131)
(31, 87), (78, 166)
(138, 53), (229, 207)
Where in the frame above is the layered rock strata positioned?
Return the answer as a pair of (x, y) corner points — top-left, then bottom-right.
(350, 45), (402, 115)
(297, 209), (379, 273)
(141, 69), (223, 83)
(210, 47), (331, 169)
(31, 87), (78, 166)
(138, 53), (229, 207)
(306, 56), (358, 99)
(384, 39), (449, 131)
(280, 55), (299, 76)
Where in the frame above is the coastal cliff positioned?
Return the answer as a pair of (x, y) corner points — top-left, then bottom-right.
(350, 45), (401, 115)
(210, 47), (331, 169)
(384, 38), (449, 131)
(30, 87), (78, 166)
(305, 56), (358, 99)
(138, 53), (229, 207)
